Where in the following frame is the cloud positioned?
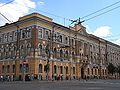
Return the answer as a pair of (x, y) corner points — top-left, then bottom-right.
(89, 26), (111, 38)
(39, 1), (45, 5)
(114, 39), (120, 45)
(0, 0), (36, 26)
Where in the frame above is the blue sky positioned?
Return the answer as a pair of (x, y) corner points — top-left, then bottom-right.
(0, 0), (120, 44)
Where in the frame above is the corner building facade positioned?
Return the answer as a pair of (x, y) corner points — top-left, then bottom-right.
(0, 13), (120, 80)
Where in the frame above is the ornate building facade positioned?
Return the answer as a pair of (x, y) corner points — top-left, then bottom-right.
(0, 13), (120, 80)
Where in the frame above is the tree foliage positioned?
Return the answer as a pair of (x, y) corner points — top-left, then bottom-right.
(107, 63), (116, 75)
(116, 65), (120, 75)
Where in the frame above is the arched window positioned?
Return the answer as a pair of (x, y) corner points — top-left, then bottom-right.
(39, 64), (42, 73)
(54, 65), (57, 74)
(38, 44), (42, 56)
(73, 67), (75, 74)
(95, 69), (97, 75)
(12, 65), (15, 73)
(88, 68), (90, 75)
(7, 65), (10, 73)
(53, 48), (57, 58)
(102, 69), (104, 75)
(72, 52), (75, 61)
(2, 65), (4, 73)
(91, 69), (93, 75)
(60, 66), (63, 74)
(19, 64), (22, 73)
(66, 66), (68, 74)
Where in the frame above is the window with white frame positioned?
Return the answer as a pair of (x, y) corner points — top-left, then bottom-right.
(59, 35), (62, 43)
(45, 30), (49, 39)
(38, 27), (43, 38)
(27, 28), (31, 38)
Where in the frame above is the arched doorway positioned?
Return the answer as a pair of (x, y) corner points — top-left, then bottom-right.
(81, 67), (84, 79)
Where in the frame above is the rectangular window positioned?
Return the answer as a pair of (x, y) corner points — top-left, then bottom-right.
(59, 35), (62, 43)
(27, 28), (31, 38)
(22, 30), (26, 38)
(45, 30), (49, 39)
(71, 39), (75, 46)
(38, 30), (43, 38)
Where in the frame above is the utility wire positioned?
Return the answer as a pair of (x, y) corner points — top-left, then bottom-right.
(0, 0), (14, 7)
(0, 0), (15, 23)
(0, 12), (12, 23)
(1, 0), (120, 26)
(81, 0), (120, 19)
(84, 5), (120, 22)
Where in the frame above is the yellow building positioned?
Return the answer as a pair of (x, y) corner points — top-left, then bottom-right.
(0, 13), (120, 81)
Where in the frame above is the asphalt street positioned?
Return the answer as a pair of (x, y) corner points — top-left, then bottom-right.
(0, 80), (120, 90)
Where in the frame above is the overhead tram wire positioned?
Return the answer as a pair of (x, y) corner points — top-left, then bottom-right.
(0, 0), (14, 7)
(0, 12), (12, 23)
(83, 5), (120, 22)
(1, 0), (120, 27)
(81, 0), (120, 19)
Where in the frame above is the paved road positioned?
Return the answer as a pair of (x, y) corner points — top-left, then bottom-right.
(0, 80), (120, 90)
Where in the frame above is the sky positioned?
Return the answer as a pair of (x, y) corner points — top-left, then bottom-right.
(0, 0), (120, 45)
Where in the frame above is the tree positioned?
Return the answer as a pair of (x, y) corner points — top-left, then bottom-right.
(107, 63), (116, 75)
(116, 65), (120, 77)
